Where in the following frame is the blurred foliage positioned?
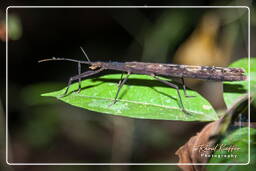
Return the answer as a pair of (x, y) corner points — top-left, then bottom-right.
(206, 57), (255, 167)
(20, 82), (64, 106)
(174, 12), (229, 67)
(224, 58), (255, 108)
(7, 14), (22, 41)
(142, 9), (194, 62)
(22, 106), (59, 147)
(207, 127), (255, 167)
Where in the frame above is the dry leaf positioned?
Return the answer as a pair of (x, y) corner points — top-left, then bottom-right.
(175, 121), (218, 171)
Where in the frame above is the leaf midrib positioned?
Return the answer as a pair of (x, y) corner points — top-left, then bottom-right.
(65, 93), (216, 119)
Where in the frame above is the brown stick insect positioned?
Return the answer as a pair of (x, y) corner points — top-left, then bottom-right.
(39, 47), (247, 113)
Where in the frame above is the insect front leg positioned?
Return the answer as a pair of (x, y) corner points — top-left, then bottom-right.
(112, 71), (131, 105)
(181, 77), (195, 98)
(117, 73), (124, 87)
(151, 74), (189, 114)
(61, 68), (104, 97)
(77, 62), (81, 93)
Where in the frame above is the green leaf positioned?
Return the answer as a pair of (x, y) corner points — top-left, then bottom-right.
(42, 74), (217, 121)
(223, 58), (256, 107)
(207, 127), (256, 170)
(250, 58), (256, 96)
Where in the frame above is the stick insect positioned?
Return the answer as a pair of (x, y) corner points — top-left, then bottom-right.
(39, 47), (247, 113)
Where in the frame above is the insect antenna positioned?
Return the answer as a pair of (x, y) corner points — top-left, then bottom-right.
(38, 47), (93, 65)
(38, 57), (90, 64)
(80, 46), (91, 63)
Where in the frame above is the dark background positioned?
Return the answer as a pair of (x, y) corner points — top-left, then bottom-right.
(0, 0), (254, 171)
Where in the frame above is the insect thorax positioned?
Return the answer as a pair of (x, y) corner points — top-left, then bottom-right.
(89, 62), (103, 70)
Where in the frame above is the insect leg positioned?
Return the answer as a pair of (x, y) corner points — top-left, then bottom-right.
(62, 68), (105, 97)
(117, 73), (124, 87)
(181, 77), (195, 98)
(151, 74), (189, 114)
(77, 62), (82, 93)
(113, 71), (131, 104)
